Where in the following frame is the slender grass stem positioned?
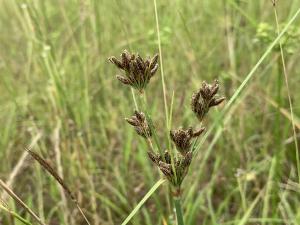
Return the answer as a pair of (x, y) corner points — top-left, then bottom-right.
(139, 91), (173, 216)
(0, 203), (33, 225)
(76, 203), (91, 225)
(153, 0), (169, 130)
(193, 7), (300, 156)
(131, 88), (139, 111)
(174, 197), (185, 225)
(273, 3), (300, 184)
(140, 92), (163, 155)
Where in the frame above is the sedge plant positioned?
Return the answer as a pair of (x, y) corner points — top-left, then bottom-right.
(109, 50), (225, 225)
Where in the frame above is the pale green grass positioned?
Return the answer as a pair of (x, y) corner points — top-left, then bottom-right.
(0, 0), (300, 224)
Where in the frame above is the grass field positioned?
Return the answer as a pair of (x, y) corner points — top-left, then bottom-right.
(1, 0), (300, 224)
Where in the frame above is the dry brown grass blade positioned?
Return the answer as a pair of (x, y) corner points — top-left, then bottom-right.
(25, 148), (91, 225)
(0, 196), (8, 208)
(1, 132), (42, 201)
(0, 179), (46, 225)
(25, 148), (76, 201)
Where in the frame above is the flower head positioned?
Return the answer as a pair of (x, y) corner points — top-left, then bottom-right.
(148, 150), (193, 189)
(109, 50), (159, 92)
(125, 111), (152, 138)
(170, 127), (205, 155)
(191, 79), (225, 121)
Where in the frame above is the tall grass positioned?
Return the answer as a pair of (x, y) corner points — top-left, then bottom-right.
(0, 0), (300, 224)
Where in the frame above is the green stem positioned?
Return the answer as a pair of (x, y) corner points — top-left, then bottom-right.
(140, 92), (163, 155)
(131, 88), (139, 111)
(174, 197), (184, 225)
(0, 204), (33, 225)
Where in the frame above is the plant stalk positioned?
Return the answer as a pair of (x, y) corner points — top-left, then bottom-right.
(174, 196), (184, 225)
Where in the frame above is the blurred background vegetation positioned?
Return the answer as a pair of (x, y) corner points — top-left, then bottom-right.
(0, 0), (300, 224)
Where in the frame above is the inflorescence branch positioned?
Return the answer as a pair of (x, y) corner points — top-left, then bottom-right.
(109, 50), (225, 196)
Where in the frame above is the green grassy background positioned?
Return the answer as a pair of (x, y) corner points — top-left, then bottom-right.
(0, 0), (300, 224)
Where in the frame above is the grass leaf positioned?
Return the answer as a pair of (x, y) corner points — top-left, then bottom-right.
(121, 179), (166, 225)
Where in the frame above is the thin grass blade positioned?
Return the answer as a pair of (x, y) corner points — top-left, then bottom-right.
(121, 178), (165, 225)
(194, 7), (300, 155)
(0, 204), (33, 225)
(238, 190), (264, 225)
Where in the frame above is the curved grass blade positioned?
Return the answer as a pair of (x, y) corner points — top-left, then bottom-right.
(0, 203), (33, 225)
(223, 8), (300, 114)
(194, 6), (300, 155)
(121, 179), (166, 225)
(237, 190), (264, 225)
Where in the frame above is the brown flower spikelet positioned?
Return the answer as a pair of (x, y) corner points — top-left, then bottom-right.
(170, 127), (205, 155)
(109, 50), (159, 92)
(125, 111), (152, 138)
(191, 79), (225, 121)
(147, 150), (193, 187)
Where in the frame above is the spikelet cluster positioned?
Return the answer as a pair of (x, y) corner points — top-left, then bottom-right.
(109, 50), (225, 195)
(148, 150), (192, 193)
(170, 127), (205, 155)
(109, 50), (159, 92)
(191, 79), (225, 121)
(125, 111), (152, 138)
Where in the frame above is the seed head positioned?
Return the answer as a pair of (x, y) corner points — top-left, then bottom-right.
(181, 151), (193, 168)
(170, 127), (205, 155)
(109, 50), (159, 92)
(125, 111), (152, 138)
(147, 151), (161, 165)
(148, 150), (194, 188)
(191, 79), (225, 121)
(164, 150), (171, 164)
